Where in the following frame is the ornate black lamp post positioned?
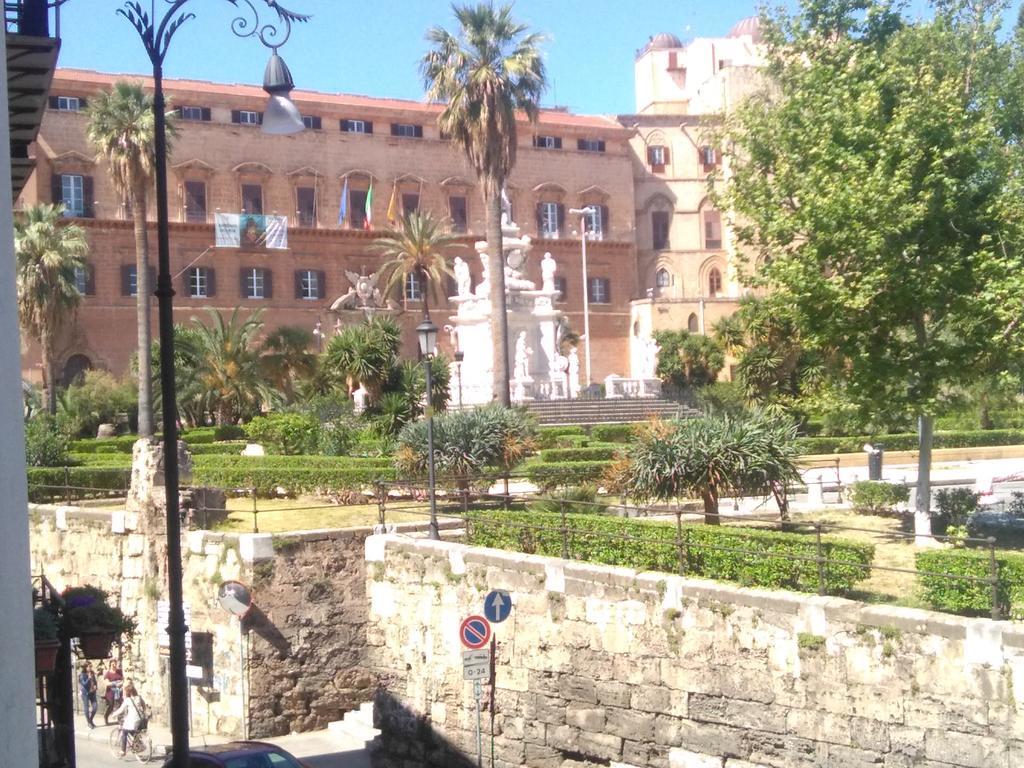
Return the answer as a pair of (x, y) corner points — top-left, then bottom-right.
(416, 313), (440, 540)
(117, 3), (308, 766)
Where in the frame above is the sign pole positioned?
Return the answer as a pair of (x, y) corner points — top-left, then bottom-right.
(489, 636), (496, 768)
(473, 679), (483, 768)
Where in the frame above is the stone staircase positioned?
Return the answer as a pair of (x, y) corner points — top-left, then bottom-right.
(327, 702), (380, 749)
(525, 398), (697, 426)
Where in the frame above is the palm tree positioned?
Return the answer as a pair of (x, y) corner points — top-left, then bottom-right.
(372, 211), (461, 317)
(321, 318), (401, 401)
(15, 204), (89, 414)
(184, 309), (276, 426)
(260, 325), (317, 405)
(86, 81), (175, 436)
(422, 3), (546, 406)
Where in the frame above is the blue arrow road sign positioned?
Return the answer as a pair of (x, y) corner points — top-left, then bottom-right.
(484, 590), (512, 623)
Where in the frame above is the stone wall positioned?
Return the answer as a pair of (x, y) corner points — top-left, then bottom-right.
(364, 535), (1024, 768)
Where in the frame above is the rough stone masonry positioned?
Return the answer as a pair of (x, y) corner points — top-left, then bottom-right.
(364, 535), (1024, 768)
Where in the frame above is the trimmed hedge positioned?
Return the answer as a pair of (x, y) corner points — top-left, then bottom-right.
(524, 461), (610, 489)
(191, 455), (391, 470)
(192, 464), (396, 497)
(590, 424), (641, 443)
(538, 446), (621, 463)
(27, 467), (130, 502)
(70, 436), (137, 454)
(916, 549), (1024, 619)
(468, 510), (874, 596)
(187, 442), (248, 456)
(798, 429), (1024, 455)
(537, 426), (586, 449)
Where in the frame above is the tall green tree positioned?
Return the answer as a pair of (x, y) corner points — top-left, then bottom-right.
(260, 325), (317, 405)
(422, 2), (546, 406)
(373, 211), (461, 316)
(719, 0), (1024, 539)
(86, 81), (174, 436)
(321, 318), (402, 400)
(653, 329), (725, 389)
(15, 204), (88, 415)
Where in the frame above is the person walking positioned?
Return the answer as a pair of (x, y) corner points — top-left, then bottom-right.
(78, 663), (98, 728)
(102, 662), (123, 725)
(110, 681), (147, 757)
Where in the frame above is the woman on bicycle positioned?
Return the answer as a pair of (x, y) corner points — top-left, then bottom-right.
(110, 681), (146, 757)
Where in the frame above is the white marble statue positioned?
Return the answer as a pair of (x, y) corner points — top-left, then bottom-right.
(541, 252), (557, 294)
(568, 347), (581, 398)
(352, 385), (369, 415)
(644, 337), (661, 379)
(539, 322), (557, 373)
(514, 331), (532, 380)
(501, 186), (513, 225)
(453, 256), (471, 297)
(475, 248), (490, 297)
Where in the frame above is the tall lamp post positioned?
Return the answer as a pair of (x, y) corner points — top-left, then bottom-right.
(118, 4), (309, 767)
(416, 314), (440, 541)
(453, 349), (464, 408)
(569, 206), (596, 388)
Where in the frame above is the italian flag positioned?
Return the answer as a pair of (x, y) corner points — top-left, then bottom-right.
(364, 180), (374, 231)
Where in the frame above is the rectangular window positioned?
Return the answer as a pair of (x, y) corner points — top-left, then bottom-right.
(341, 119), (372, 134)
(584, 206), (605, 240)
(125, 266), (138, 297)
(648, 145), (667, 168)
(534, 135), (562, 149)
(350, 189), (367, 228)
(184, 180), (207, 223)
(297, 269), (322, 300)
(390, 123), (423, 138)
(296, 186), (316, 228)
(652, 210), (670, 250)
(449, 196), (467, 233)
(56, 96), (80, 112)
(179, 106), (210, 122)
(241, 184), (263, 215)
(243, 267), (270, 299)
(189, 267), (209, 298)
(232, 110), (262, 125)
(302, 115), (322, 130)
(73, 265), (88, 295)
(588, 277), (610, 304)
(553, 276), (567, 302)
(704, 210), (722, 249)
(61, 174), (85, 216)
(539, 202), (560, 238)
(700, 146), (718, 167)
(402, 193), (419, 216)
(405, 272), (422, 301)
(576, 138), (605, 153)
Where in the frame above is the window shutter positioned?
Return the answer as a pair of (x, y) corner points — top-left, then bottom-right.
(390, 123), (399, 136)
(256, 112), (264, 125)
(340, 119), (347, 132)
(231, 110), (241, 124)
(121, 265), (132, 296)
(175, 107), (183, 118)
(577, 139), (586, 151)
(181, 268), (191, 296)
(598, 140), (606, 153)
(600, 205), (609, 235)
(78, 97), (87, 109)
(554, 137), (563, 150)
(85, 265), (96, 296)
(535, 202), (543, 233)
(206, 268), (216, 297)
(414, 125), (423, 138)
(240, 268), (249, 298)
(294, 270), (303, 299)
(646, 146), (656, 165)
(663, 146), (671, 164)
(264, 269), (273, 299)
(316, 270), (326, 299)
(605, 280), (611, 303)
(82, 176), (94, 217)
(51, 173), (62, 205)
(365, 121), (373, 134)
(556, 204), (565, 235)
(532, 135), (539, 148)
(48, 96), (59, 110)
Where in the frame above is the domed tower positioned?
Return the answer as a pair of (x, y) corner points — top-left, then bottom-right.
(633, 31), (687, 114)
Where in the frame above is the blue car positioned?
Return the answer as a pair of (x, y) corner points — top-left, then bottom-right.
(162, 741), (309, 768)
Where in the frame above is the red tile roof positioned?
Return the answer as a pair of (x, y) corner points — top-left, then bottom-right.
(53, 68), (628, 134)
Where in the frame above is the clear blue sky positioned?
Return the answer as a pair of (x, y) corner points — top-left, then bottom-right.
(55, 0), (1022, 116)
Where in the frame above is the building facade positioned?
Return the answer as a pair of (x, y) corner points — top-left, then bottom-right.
(23, 69), (638, 389)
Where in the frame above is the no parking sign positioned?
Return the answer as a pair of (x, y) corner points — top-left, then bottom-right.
(459, 614), (491, 649)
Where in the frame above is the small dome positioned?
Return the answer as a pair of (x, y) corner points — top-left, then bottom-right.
(648, 32), (683, 50)
(728, 16), (764, 43)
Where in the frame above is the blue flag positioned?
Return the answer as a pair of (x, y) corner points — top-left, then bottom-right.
(338, 177), (349, 227)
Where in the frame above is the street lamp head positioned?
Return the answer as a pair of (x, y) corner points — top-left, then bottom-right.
(416, 316), (439, 359)
(454, 350), (465, 363)
(262, 53), (305, 135)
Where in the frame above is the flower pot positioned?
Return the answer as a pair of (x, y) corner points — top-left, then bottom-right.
(78, 631), (116, 660)
(35, 641), (60, 675)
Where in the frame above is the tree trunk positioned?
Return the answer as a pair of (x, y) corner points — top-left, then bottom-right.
(771, 480), (790, 523)
(133, 189), (154, 436)
(483, 181), (511, 406)
(914, 413), (935, 545)
(702, 488), (720, 525)
(41, 331), (56, 416)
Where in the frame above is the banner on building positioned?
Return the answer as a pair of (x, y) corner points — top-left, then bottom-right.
(215, 213), (289, 249)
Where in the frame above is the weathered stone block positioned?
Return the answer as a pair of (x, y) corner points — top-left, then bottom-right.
(605, 707), (655, 741)
(825, 744), (885, 768)
(747, 732), (826, 768)
(597, 680), (633, 708)
(566, 705), (606, 731)
(669, 746), (723, 768)
(923, 728), (1008, 768)
(677, 719), (749, 759)
(633, 685), (672, 713)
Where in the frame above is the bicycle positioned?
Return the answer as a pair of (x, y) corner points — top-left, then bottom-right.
(108, 722), (153, 763)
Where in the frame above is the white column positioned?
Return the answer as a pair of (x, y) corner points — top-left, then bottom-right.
(0, 29), (40, 768)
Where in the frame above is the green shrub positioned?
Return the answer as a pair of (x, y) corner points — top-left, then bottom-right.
(57, 370), (137, 438)
(180, 427), (217, 444)
(192, 463), (395, 497)
(467, 510), (873, 596)
(537, 426), (586, 449)
(798, 429), (1024, 455)
(214, 424), (246, 441)
(932, 488), (981, 535)
(916, 549), (1024, 619)
(192, 455), (391, 470)
(187, 441), (247, 456)
(25, 414), (69, 467)
(244, 413), (320, 455)
(524, 461), (610, 490)
(70, 435), (138, 454)
(590, 424), (641, 443)
(527, 486), (607, 516)
(847, 481), (909, 516)
(26, 467), (130, 502)
(538, 446), (620, 463)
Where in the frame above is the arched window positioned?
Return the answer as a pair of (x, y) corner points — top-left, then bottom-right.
(655, 268), (671, 288)
(62, 354), (92, 388)
(687, 313), (699, 333)
(708, 268), (722, 298)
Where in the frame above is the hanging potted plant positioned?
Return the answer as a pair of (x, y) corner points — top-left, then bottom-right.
(34, 607), (61, 674)
(62, 585), (136, 659)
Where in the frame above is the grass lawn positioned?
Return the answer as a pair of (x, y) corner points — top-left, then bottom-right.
(213, 496), (432, 533)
